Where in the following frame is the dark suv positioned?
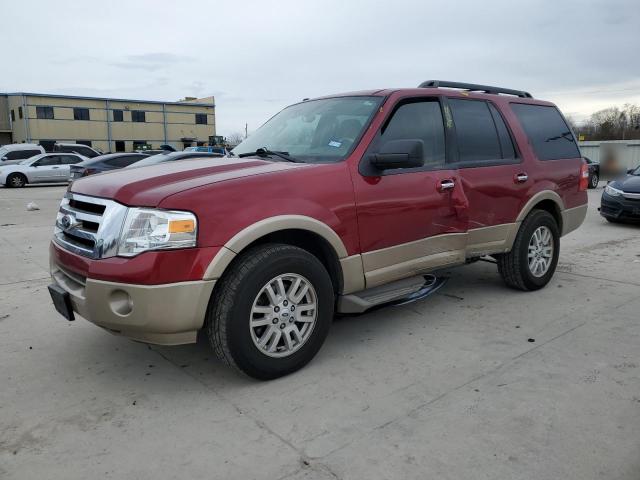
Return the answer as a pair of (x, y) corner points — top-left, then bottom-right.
(49, 80), (588, 379)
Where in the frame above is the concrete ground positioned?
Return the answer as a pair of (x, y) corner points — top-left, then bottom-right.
(0, 184), (639, 480)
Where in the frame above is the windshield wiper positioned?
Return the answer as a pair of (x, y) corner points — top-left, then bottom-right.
(238, 147), (300, 163)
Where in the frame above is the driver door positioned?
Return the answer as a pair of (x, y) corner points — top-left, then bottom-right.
(352, 97), (468, 288)
(31, 155), (62, 182)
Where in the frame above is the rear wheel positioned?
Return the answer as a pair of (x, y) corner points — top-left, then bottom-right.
(6, 173), (27, 188)
(205, 244), (334, 380)
(589, 173), (599, 189)
(497, 210), (560, 291)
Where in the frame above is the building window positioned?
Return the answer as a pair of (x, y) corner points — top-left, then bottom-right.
(195, 113), (207, 125)
(113, 109), (123, 122)
(76, 140), (92, 147)
(36, 106), (54, 120)
(19, 107), (23, 119)
(197, 141), (205, 146)
(73, 108), (90, 121)
(115, 140), (125, 152)
(10, 110), (15, 122)
(133, 140), (147, 150)
(131, 110), (146, 122)
(39, 140), (56, 152)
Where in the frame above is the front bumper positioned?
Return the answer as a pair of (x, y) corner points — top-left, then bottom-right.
(50, 258), (215, 345)
(600, 192), (640, 222)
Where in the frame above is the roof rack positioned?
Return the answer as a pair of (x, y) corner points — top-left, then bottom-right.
(418, 80), (532, 98)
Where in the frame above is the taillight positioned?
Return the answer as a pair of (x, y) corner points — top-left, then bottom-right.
(82, 168), (97, 177)
(579, 162), (589, 191)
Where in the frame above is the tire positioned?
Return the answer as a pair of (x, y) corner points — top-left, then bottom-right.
(205, 243), (334, 380)
(605, 216), (623, 224)
(6, 173), (27, 188)
(589, 173), (599, 189)
(497, 210), (560, 291)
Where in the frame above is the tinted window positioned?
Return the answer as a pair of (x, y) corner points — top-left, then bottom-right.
(76, 140), (92, 147)
(511, 104), (580, 160)
(380, 100), (446, 167)
(34, 156), (61, 166)
(195, 113), (207, 125)
(115, 140), (125, 152)
(6, 149), (41, 160)
(449, 99), (501, 162)
(73, 108), (90, 121)
(131, 111), (146, 122)
(105, 155), (145, 168)
(488, 103), (516, 159)
(113, 109), (124, 122)
(61, 155), (82, 164)
(36, 106), (54, 120)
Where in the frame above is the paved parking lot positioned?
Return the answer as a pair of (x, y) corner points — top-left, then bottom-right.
(1, 185), (639, 480)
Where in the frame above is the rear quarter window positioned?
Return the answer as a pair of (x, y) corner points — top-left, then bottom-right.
(511, 103), (580, 160)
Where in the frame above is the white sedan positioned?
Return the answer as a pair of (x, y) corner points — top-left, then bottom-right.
(0, 153), (87, 188)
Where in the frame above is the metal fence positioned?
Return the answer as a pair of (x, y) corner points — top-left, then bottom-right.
(579, 140), (640, 169)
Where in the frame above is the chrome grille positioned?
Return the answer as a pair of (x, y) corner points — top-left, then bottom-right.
(53, 192), (128, 259)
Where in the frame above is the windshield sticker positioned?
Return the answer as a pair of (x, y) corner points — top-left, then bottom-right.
(328, 140), (342, 148)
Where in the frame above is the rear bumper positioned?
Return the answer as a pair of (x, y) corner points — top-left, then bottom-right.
(561, 203), (588, 236)
(50, 258), (215, 345)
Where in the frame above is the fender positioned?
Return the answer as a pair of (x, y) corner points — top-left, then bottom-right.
(202, 215), (365, 293)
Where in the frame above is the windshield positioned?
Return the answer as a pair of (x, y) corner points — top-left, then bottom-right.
(232, 96), (382, 163)
(632, 165), (640, 175)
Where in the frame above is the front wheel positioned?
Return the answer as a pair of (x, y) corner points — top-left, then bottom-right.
(205, 244), (334, 380)
(6, 173), (27, 188)
(497, 210), (560, 291)
(589, 173), (599, 189)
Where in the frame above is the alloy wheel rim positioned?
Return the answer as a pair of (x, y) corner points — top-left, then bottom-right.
(11, 176), (23, 187)
(249, 273), (318, 358)
(528, 226), (553, 277)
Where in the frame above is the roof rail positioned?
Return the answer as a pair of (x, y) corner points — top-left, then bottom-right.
(418, 80), (532, 98)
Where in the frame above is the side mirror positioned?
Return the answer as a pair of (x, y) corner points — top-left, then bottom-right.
(1, 156), (7, 161)
(370, 139), (424, 170)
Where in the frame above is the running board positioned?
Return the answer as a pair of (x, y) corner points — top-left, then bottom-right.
(337, 275), (447, 314)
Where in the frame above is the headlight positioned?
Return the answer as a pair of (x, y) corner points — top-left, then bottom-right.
(604, 184), (623, 197)
(117, 208), (197, 257)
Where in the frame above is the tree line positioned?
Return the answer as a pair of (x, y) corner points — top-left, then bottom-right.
(568, 104), (640, 141)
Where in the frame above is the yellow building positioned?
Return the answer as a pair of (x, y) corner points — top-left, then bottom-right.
(0, 92), (216, 152)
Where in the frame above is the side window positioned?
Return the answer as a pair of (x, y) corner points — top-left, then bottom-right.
(7, 150), (40, 160)
(107, 156), (141, 168)
(34, 156), (61, 166)
(379, 100), (446, 167)
(449, 99), (501, 162)
(61, 155), (82, 164)
(511, 104), (580, 160)
(488, 103), (516, 159)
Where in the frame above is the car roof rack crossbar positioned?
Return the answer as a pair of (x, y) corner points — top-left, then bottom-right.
(418, 80), (532, 98)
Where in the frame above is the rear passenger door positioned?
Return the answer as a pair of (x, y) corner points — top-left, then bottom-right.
(446, 98), (525, 252)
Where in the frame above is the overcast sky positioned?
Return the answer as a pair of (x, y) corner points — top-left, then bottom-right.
(3, 0), (639, 136)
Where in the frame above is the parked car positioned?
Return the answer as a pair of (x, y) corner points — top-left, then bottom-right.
(1, 153), (86, 187)
(54, 143), (102, 158)
(125, 151), (223, 168)
(49, 80), (588, 379)
(600, 165), (640, 223)
(184, 146), (228, 155)
(70, 153), (149, 180)
(584, 157), (600, 188)
(0, 143), (46, 165)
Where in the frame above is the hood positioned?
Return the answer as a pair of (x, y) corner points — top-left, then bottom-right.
(70, 157), (312, 206)
(613, 174), (640, 193)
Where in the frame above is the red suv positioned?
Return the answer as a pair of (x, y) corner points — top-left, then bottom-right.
(48, 81), (588, 379)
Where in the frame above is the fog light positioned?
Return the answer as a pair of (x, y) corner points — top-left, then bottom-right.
(109, 289), (133, 316)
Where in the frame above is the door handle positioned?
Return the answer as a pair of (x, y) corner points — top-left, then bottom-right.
(514, 173), (528, 183)
(52, 166), (60, 169)
(439, 179), (455, 191)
